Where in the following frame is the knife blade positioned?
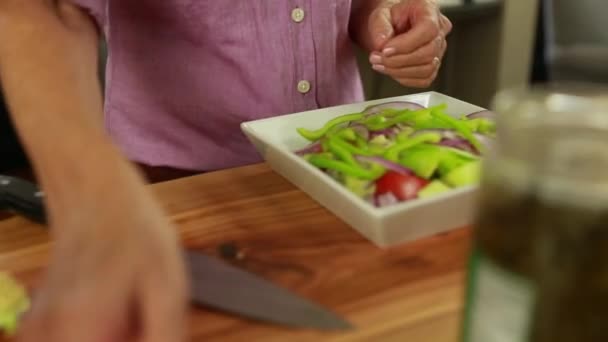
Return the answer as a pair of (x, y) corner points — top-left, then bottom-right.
(0, 175), (46, 223)
(0, 174), (352, 330)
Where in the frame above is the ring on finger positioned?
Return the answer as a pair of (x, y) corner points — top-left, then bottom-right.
(432, 57), (441, 67)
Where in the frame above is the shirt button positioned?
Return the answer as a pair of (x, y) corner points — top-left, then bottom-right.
(297, 80), (311, 94)
(291, 8), (305, 23)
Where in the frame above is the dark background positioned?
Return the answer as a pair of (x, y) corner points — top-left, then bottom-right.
(0, 92), (29, 173)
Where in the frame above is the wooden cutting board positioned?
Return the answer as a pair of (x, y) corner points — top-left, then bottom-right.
(0, 163), (471, 341)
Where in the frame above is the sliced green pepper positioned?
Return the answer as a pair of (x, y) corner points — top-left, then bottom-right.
(430, 108), (483, 152)
(329, 135), (376, 157)
(379, 108), (405, 117)
(364, 109), (424, 131)
(461, 117), (496, 135)
(325, 127), (357, 141)
(384, 133), (442, 162)
(475, 118), (496, 135)
(413, 117), (452, 130)
(321, 139), (330, 153)
(396, 128), (414, 143)
(361, 107), (403, 118)
(361, 115), (388, 128)
(297, 112), (365, 141)
(326, 124), (347, 137)
(307, 154), (385, 180)
(327, 138), (358, 165)
(355, 135), (368, 149)
(368, 144), (389, 155)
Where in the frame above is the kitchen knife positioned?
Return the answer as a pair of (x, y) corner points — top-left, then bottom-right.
(0, 174), (352, 330)
(0, 175), (46, 223)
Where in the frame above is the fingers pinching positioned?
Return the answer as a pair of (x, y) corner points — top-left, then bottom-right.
(381, 19), (440, 57)
(367, 0), (450, 88)
(440, 14), (453, 35)
(371, 31), (443, 70)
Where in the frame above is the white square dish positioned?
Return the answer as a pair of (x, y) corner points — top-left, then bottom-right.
(241, 91), (484, 247)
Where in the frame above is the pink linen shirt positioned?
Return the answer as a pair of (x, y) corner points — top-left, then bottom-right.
(74, 0), (365, 171)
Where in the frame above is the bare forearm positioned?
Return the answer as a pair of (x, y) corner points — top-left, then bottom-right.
(0, 2), (146, 228)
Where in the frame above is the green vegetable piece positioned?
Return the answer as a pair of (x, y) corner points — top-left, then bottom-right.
(442, 160), (481, 187)
(413, 119), (452, 130)
(363, 115), (388, 127)
(369, 134), (389, 146)
(398, 144), (443, 179)
(384, 133), (442, 162)
(307, 155), (385, 180)
(368, 134), (392, 154)
(364, 109), (423, 131)
(368, 145), (388, 155)
(297, 113), (365, 142)
(396, 128), (414, 142)
(344, 175), (375, 198)
(337, 128), (357, 141)
(355, 135), (368, 149)
(404, 105), (449, 129)
(436, 147), (479, 176)
(430, 108), (483, 152)
(476, 118), (496, 135)
(361, 107), (402, 118)
(463, 118), (496, 135)
(418, 180), (452, 199)
(380, 108), (405, 117)
(0, 272), (30, 336)
(321, 139), (330, 153)
(327, 139), (358, 166)
(329, 135), (375, 157)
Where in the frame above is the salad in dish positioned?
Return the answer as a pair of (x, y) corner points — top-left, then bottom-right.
(294, 101), (496, 208)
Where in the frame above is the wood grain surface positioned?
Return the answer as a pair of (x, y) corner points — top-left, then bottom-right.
(0, 163), (471, 341)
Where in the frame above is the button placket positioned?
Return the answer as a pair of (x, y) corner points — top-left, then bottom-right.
(297, 80), (311, 94)
(290, 2), (317, 107)
(291, 7), (305, 23)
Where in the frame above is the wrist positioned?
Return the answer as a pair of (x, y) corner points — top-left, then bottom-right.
(39, 142), (148, 227)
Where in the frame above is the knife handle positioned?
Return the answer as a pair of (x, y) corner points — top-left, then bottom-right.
(0, 175), (47, 225)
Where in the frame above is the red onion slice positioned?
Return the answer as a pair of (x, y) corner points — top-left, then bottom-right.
(348, 123), (370, 140)
(369, 127), (400, 138)
(439, 138), (479, 155)
(363, 101), (425, 116)
(466, 110), (496, 120)
(355, 155), (413, 175)
(439, 134), (494, 154)
(375, 192), (399, 208)
(295, 141), (322, 156)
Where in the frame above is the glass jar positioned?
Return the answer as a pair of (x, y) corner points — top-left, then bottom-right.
(461, 84), (608, 342)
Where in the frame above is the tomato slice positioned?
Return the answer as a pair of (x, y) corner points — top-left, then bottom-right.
(375, 171), (429, 201)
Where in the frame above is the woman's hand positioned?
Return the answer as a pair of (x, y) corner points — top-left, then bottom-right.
(352, 0), (453, 88)
(17, 165), (189, 342)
